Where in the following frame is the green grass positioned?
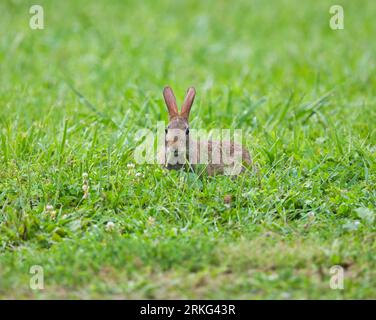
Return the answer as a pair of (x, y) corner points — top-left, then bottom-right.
(0, 0), (375, 299)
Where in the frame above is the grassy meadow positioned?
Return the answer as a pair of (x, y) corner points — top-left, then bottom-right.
(0, 0), (375, 299)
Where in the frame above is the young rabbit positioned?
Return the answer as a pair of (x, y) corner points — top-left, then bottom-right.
(162, 86), (253, 176)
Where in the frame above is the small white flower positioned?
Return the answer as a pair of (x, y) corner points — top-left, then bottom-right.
(82, 172), (89, 179)
(50, 210), (57, 220)
(127, 163), (135, 169)
(282, 292), (292, 299)
(82, 184), (89, 199)
(267, 273), (279, 281)
(46, 204), (54, 211)
(147, 216), (156, 226)
(343, 220), (361, 231)
(135, 172), (143, 177)
(105, 221), (115, 232)
(307, 211), (315, 218)
(315, 137), (326, 144)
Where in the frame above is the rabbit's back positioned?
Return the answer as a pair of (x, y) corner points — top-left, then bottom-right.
(191, 139), (252, 176)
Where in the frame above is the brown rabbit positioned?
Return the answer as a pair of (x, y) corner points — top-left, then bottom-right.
(162, 86), (253, 176)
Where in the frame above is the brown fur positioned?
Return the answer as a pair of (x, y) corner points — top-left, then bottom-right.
(163, 86), (253, 176)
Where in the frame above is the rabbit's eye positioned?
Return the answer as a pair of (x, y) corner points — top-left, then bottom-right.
(165, 128), (168, 134)
(185, 128), (189, 135)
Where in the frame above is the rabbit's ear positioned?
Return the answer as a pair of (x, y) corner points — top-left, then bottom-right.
(180, 87), (196, 119)
(163, 86), (179, 118)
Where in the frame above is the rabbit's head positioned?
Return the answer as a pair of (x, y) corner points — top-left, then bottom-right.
(163, 86), (195, 168)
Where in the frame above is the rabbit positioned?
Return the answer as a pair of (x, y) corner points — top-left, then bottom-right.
(162, 86), (254, 176)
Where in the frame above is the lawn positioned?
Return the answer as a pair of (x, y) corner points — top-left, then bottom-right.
(0, 0), (375, 299)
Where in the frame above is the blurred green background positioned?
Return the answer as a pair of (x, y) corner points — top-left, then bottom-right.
(0, 0), (375, 299)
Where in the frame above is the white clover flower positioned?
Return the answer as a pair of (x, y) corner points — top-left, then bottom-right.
(105, 221), (115, 232)
(82, 173), (90, 199)
(267, 273), (279, 281)
(307, 211), (315, 218)
(135, 172), (143, 177)
(127, 163), (135, 169)
(50, 210), (57, 220)
(45, 204), (56, 219)
(147, 216), (156, 226)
